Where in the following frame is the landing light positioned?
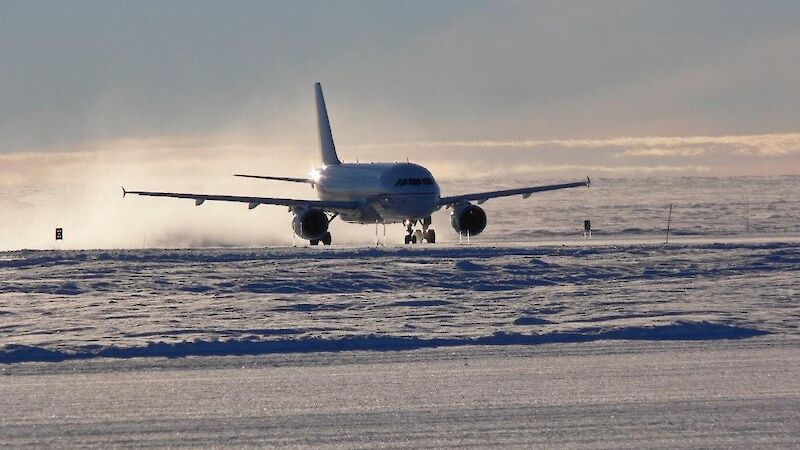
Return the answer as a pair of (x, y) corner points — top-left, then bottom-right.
(309, 167), (325, 183)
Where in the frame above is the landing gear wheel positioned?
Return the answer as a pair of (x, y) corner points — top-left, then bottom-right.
(309, 239), (320, 246)
(321, 232), (332, 245)
(404, 219), (415, 244)
(425, 229), (436, 244)
(413, 230), (424, 244)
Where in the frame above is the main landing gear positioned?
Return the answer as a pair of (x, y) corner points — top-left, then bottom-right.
(404, 217), (436, 244)
(309, 232), (332, 246)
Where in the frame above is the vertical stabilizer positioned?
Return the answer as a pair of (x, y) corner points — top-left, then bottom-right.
(315, 83), (342, 165)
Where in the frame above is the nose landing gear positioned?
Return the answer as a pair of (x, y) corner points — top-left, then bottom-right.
(404, 217), (436, 244)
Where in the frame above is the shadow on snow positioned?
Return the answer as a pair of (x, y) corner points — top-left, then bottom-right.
(0, 321), (768, 364)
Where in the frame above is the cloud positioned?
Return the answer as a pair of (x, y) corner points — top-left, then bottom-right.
(3, 132), (797, 192)
(3, 3), (800, 153)
(614, 148), (709, 158)
(349, 133), (800, 157)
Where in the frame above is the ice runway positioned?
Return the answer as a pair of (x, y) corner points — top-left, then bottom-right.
(2, 339), (799, 448)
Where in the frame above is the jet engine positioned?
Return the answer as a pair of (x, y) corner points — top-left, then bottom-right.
(292, 208), (329, 240)
(450, 202), (487, 236)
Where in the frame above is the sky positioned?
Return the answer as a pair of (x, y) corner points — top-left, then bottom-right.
(1, 1), (799, 248)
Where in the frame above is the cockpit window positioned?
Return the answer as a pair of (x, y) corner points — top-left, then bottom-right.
(395, 177), (434, 187)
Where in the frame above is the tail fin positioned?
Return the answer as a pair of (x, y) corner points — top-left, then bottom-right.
(314, 83), (342, 165)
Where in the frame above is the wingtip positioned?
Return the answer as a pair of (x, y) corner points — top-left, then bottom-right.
(586, 176), (591, 188)
(121, 186), (127, 198)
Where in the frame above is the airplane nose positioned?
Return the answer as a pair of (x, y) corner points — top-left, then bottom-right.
(390, 194), (438, 218)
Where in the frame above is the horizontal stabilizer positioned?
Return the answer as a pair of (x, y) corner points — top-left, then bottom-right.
(234, 174), (313, 184)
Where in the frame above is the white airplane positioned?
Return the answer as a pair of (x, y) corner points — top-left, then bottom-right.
(123, 83), (589, 245)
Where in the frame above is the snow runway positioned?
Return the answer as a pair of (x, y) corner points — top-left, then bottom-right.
(1, 240), (799, 446)
(2, 339), (799, 447)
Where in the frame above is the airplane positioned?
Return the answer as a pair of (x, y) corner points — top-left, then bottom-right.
(123, 83), (590, 245)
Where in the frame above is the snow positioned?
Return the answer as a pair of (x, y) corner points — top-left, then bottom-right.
(1, 339), (798, 448)
(1, 240), (797, 363)
(1, 239), (799, 446)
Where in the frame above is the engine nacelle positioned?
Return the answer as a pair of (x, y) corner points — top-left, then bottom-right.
(450, 202), (487, 236)
(292, 208), (329, 240)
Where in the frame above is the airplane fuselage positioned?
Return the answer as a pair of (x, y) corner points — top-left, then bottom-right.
(315, 162), (441, 224)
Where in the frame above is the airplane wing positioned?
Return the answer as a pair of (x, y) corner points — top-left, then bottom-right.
(234, 174), (313, 183)
(438, 178), (590, 206)
(122, 187), (360, 211)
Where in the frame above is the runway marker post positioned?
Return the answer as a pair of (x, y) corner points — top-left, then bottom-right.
(745, 197), (750, 233)
(665, 204), (673, 244)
